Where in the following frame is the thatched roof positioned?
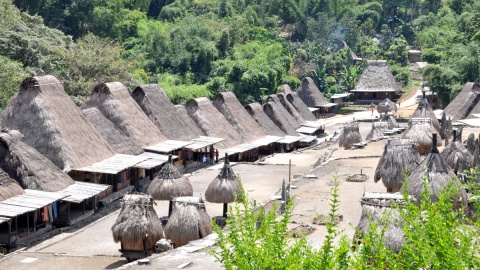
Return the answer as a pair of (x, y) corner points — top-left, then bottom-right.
(186, 97), (242, 148)
(467, 133), (476, 155)
(402, 123), (441, 147)
(377, 98), (398, 113)
(366, 122), (388, 140)
(355, 192), (405, 253)
(81, 82), (167, 148)
(352, 60), (400, 93)
(174, 104), (205, 137)
(444, 82), (480, 120)
(339, 122), (362, 149)
(274, 93), (305, 124)
(244, 103), (286, 137)
(411, 94), (440, 132)
(0, 130), (75, 192)
(374, 139), (422, 190)
(112, 194), (163, 247)
(164, 196), (212, 247)
(440, 130), (473, 172)
(286, 92), (317, 121)
(402, 134), (467, 206)
(132, 84), (202, 140)
(296, 77), (328, 107)
(0, 75), (115, 172)
(277, 84), (293, 95)
(146, 155), (193, 201)
(263, 102), (299, 136)
(82, 108), (143, 155)
(205, 154), (244, 203)
(380, 114), (398, 129)
(213, 92), (266, 143)
(0, 168), (24, 201)
(266, 94), (303, 126)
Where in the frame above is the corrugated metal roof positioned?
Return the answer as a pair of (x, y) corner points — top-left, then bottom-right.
(277, 135), (301, 144)
(58, 182), (111, 203)
(135, 152), (177, 169)
(143, 140), (192, 153)
(0, 189), (67, 218)
(297, 126), (318, 135)
(76, 154), (149, 174)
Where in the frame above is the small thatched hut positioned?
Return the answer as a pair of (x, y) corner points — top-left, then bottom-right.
(355, 192), (405, 253)
(444, 82), (480, 120)
(263, 102), (299, 136)
(366, 122), (388, 140)
(296, 77), (330, 109)
(440, 130), (474, 173)
(0, 130), (75, 192)
(339, 122), (362, 149)
(205, 153), (244, 218)
(273, 94), (305, 125)
(380, 113), (398, 129)
(186, 97), (242, 148)
(0, 168), (24, 201)
(351, 60), (400, 101)
(112, 194), (163, 261)
(402, 123), (441, 154)
(146, 155), (193, 216)
(377, 98), (398, 113)
(0, 75), (115, 171)
(132, 84), (203, 140)
(286, 92), (317, 121)
(83, 107), (144, 155)
(164, 196), (212, 248)
(213, 92), (266, 143)
(244, 103), (285, 137)
(402, 134), (467, 207)
(411, 93), (441, 132)
(374, 139), (422, 192)
(82, 82), (167, 148)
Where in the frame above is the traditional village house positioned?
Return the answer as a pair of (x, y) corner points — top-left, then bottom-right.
(443, 82), (480, 120)
(297, 77), (337, 115)
(440, 130), (473, 173)
(402, 119), (441, 154)
(339, 122), (362, 149)
(286, 92), (317, 121)
(351, 60), (401, 102)
(377, 98), (398, 114)
(411, 92), (441, 133)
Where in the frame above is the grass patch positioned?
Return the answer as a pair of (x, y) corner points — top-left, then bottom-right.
(338, 105), (367, 115)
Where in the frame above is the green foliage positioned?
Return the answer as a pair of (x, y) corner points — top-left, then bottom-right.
(0, 56), (30, 110)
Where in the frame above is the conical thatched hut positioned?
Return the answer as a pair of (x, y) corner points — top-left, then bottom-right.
(82, 82), (167, 147)
(377, 98), (398, 113)
(273, 94), (305, 125)
(339, 122), (362, 149)
(263, 102), (299, 136)
(296, 77), (329, 108)
(411, 93), (441, 132)
(286, 92), (317, 121)
(355, 192), (405, 253)
(374, 139), (422, 192)
(402, 123), (441, 154)
(244, 103), (285, 137)
(174, 104), (205, 137)
(82, 108), (144, 155)
(164, 196), (212, 248)
(186, 97), (242, 148)
(266, 94), (303, 126)
(205, 154), (244, 218)
(112, 194), (163, 261)
(444, 82), (480, 120)
(132, 85), (203, 140)
(0, 75), (115, 172)
(351, 60), (400, 101)
(0, 168), (24, 201)
(213, 92), (266, 143)
(380, 113), (398, 129)
(0, 130), (75, 192)
(366, 122), (388, 140)
(146, 155), (193, 216)
(440, 130), (474, 173)
(402, 134), (467, 207)
(277, 84), (293, 95)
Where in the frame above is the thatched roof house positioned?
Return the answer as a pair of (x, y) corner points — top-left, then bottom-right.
(377, 98), (398, 113)
(112, 194), (163, 259)
(186, 97), (241, 148)
(263, 101), (299, 136)
(339, 122), (362, 149)
(244, 103), (286, 137)
(277, 84), (293, 95)
(355, 192), (405, 253)
(366, 122), (388, 140)
(273, 94), (305, 125)
(164, 196), (212, 247)
(440, 130), (473, 173)
(402, 134), (467, 206)
(296, 77), (329, 108)
(351, 60), (400, 100)
(374, 139), (422, 192)
(266, 94), (303, 126)
(147, 155), (193, 201)
(0, 75), (115, 172)
(82, 108), (143, 155)
(205, 154), (244, 217)
(174, 104), (205, 137)
(0, 130), (75, 192)
(0, 168), (24, 201)
(82, 82), (167, 148)
(402, 123), (441, 154)
(444, 82), (480, 120)
(286, 92), (317, 121)
(132, 84), (202, 141)
(213, 92), (266, 143)
(411, 94), (440, 132)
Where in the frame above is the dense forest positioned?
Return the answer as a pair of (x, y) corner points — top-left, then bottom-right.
(1, 0), (480, 109)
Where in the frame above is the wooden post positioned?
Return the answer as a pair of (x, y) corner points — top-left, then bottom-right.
(223, 203), (228, 218)
(27, 212), (30, 235)
(289, 159), (291, 183)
